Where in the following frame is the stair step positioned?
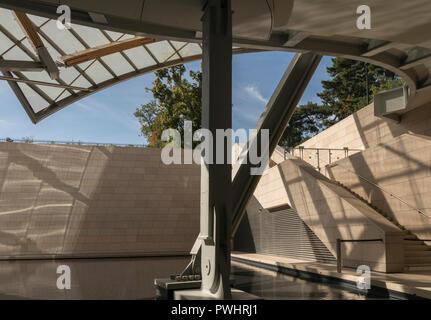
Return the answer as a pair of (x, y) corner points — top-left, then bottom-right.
(404, 264), (431, 272)
(405, 250), (431, 257)
(404, 240), (425, 246)
(404, 234), (418, 240)
(404, 244), (430, 251)
(332, 179), (427, 254)
(405, 256), (431, 264)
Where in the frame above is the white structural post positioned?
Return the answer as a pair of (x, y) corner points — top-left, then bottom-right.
(199, 0), (232, 299)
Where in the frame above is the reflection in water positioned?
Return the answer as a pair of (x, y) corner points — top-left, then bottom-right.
(231, 262), (373, 300)
(0, 256), (189, 300)
(0, 257), (382, 300)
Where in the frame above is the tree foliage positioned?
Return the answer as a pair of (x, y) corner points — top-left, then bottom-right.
(281, 58), (404, 147)
(134, 65), (201, 147)
(280, 102), (334, 148)
(317, 57), (403, 121)
(135, 57), (405, 148)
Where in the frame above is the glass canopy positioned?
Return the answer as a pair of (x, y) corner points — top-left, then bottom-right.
(0, 7), (255, 123)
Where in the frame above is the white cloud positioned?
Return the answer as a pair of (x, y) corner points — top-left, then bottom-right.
(75, 101), (139, 131)
(0, 119), (12, 127)
(0, 81), (9, 93)
(244, 85), (268, 104)
(233, 105), (260, 123)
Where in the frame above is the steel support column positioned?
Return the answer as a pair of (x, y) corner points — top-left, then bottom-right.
(175, 53), (321, 299)
(197, 0), (232, 299)
(0, 60), (44, 72)
(232, 52), (322, 235)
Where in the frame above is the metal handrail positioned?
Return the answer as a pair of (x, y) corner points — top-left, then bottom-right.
(285, 146), (364, 171)
(336, 238), (383, 273)
(289, 146), (364, 152)
(331, 163), (431, 222)
(0, 138), (144, 148)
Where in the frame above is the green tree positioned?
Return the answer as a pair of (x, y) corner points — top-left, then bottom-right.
(134, 65), (202, 147)
(317, 57), (403, 121)
(280, 102), (334, 148)
(136, 58), (405, 149)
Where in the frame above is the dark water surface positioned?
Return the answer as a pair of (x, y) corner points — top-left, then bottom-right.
(230, 262), (372, 300)
(0, 257), (385, 299)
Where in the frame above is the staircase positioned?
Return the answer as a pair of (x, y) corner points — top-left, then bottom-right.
(335, 181), (431, 272)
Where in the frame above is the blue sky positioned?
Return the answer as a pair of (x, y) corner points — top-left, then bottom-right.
(0, 52), (332, 145)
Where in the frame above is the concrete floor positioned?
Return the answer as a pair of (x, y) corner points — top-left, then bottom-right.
(232, 253), (431, 299)
(231, 262), (371, 300)
(0, 256), (190, 299)
(0, 256), (394, 300)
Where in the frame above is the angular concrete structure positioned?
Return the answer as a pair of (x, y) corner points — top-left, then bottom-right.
(0, 142), (200, 259)
(246, 153), (405, 273)
(241, 101), (431, 273)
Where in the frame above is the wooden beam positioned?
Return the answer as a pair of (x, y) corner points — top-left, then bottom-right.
(12, 11), (44, 51)
(400, 47), (431, 70)
(13, 11), (59, 79)
(283, 31), (310, 47)
(0, 75), (92, 92)
(362, 40), (395, 57)
(0, 60), (44, 72)
(59, 37), (156, 67)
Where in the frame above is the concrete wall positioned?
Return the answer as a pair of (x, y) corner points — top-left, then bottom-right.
(297, 101), (431, 169)
(326, 133), (431, 242)
(300, 101), (431, 151)
(0, 142), (200, 259)
(237, 197), (336, 263)
(250, 154), (405, 272)
(293, 100), (431, 243)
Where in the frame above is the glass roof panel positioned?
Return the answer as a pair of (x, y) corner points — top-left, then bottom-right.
(55, 90), (72, 102)
(166, 53), (181, 62)
(103, 30), (124, 41)
(100, 52), (135, 76)
(179, 43), (202, 57)
(40, 20), (86, 54)
(28, 14), (49, 27)
(2, 46), (33, 61)
(18, 38), (35, 55)
(170, 41), (188, 50)
(17, 83), (49, 112)
(119, 34), (136, 41)
(58, 67), (92, 88)
(123, 46), (156, 69)
(40, 37), (62, 62)
(84, 60), (113, 84)
(71, 25), (110, 47)
(22, 71), (64, 100)
(67, 73), (93, 89)
(145, 41), (176, 63)
(0, 9), (26, 40)
(0, 31), (15, 54)
(77, 60), (94, 70)
(0, 7), (214, 121)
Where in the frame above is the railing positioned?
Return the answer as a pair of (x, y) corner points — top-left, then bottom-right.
(0, 138), (145, 148)
(336, 238), (383, 273)
(331, 163), (431, 222)
(285, 146), (364, 172)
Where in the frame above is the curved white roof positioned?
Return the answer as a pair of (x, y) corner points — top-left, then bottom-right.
(0, 7), (256, 123)
(1, 0), (431, 122)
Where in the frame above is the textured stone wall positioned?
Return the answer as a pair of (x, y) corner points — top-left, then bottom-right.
(250, 155), (404, 272)
(0, 143), (200, 259)
(237, 197), (336, 264)
(298, 101), (431, 169)
(326, 133), (431, 242)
